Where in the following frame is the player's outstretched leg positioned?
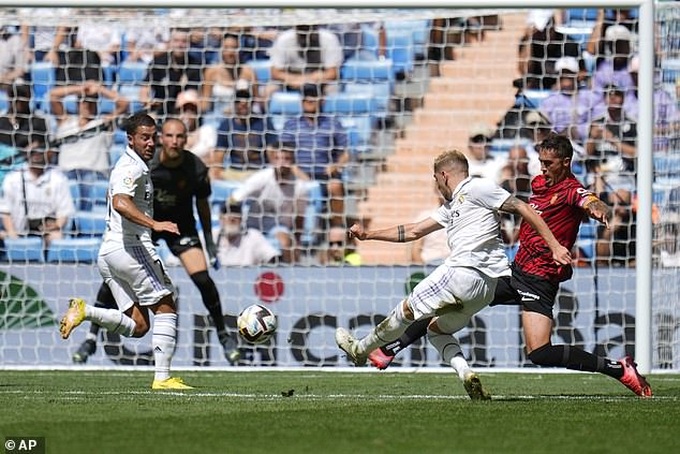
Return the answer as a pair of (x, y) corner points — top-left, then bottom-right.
(618, 355), (653, 398)
(72, 283), (117, 363)
(368, 317), (431, 370)
(462, 371), (491, 401)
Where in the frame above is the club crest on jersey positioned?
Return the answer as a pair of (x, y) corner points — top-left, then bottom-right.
(550, 194), (559, 205)
(123, 176), (133, 188)
(457, 194), (465, 204)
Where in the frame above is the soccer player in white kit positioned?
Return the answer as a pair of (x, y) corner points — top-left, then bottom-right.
(59, 112), (192, 390)
(335, 149), (571, 399)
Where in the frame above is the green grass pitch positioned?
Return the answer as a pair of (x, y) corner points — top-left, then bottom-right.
(1, 370), (679, 454)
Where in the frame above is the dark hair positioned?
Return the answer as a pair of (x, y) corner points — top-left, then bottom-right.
(536, 133), (573, 160)
(221, 202), (242, 215)
(124, 112), (157, 136)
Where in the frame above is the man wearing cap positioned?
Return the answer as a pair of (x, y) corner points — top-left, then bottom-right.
(465, 124), (504, 183)
(279, 83), (349, 229)
(591, 24), (635, 97)
(0, 141), (75, 248)
(175, 89), (217, 165)
(539, 56), (604, 144)
(213, 85), (278, 182)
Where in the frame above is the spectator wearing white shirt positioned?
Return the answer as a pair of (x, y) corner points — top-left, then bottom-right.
(215, 202), (280, 266)
(0, 142), (75, 248)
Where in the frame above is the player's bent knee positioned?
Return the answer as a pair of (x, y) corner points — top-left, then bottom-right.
(527, 343), (562, 367)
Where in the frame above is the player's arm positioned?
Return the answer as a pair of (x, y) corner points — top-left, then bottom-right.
(349, 217), (442, 243)
(112, 193), (179, 234)
(500, 195), (571, 265)
(582, 194), (611, 229)
(196, 196), (214, 245)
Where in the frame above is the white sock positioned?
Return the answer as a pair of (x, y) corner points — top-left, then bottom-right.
(428, 331), (471, 380)
(358, 302), (411, 355)
(84, 305), (136, 337)
(152, 313), (177, 381)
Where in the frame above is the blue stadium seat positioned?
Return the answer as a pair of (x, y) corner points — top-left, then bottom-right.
(575, 219), (598, 259)
(662, 58), (680, 84)
(341, 58), (393, 82)
(343, 81), (391, 121)
(268, 91), (302, 131)
(46, 238), (101, 263)
(117, 61), (148, 84)
(3, 237), (44, 263)
(109, 143), (126, 166)
(30, 62), (56, 112)
(522, 90), (552, 109)
(384, 19), (431, 59)
(211, 180), (242, 211)
(654, 155), (680, 182)
(322, 92), (376, 115)
(0, 90), (8, 113)
(247, 59), (272, 84)
(386, 31), (415, 77)
(73, 211), (107, 237)
(301, 181), (324, 247)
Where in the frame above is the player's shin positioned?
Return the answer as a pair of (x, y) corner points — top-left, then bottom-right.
(428, 330), (471, 380)
(87, 306), (136, 336)
(358, 300), (412, 355)
(152, 313), (178, 381)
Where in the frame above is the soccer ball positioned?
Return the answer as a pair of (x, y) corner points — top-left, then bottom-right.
(236, 304), (277, 344)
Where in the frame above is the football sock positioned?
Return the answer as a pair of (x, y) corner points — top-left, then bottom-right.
(428, 331), (470, 380)
(379, 317), (430, 356)
(84, 305), (135, 337)
(358, 300), (412, 355)
(527, 343), (624, 379)
(88, 283), (118, 338)
(152, 313), (178, 381)
(190, 271), (226, 333)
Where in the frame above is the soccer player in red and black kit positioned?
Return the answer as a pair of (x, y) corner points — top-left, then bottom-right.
(72, 119), (241, 365)
(367, 133), (652, 398)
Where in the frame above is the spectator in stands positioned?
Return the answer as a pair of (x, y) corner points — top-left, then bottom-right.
(0, 26), (28, 85)
(123, 23), (170, 65)
(590, 24), (635, 97)
(228, 142), (309, 264)
(201, 33), (258, 120)
(232, 25), (279, 64)
(215, 201), (280, 266)
(18, 7), (71, 64)
(519, 10), (581, 90)
(268, 24), (344, 96)
(53, 25), (102, 85)
(212, 85), (278, 182)
(0, 142), (75, 248)
(624, 54), (679, 152)
(585, 84), (637, 267)
(465, 124), (504, 183)
(0, 84), (49, 151)
(279, 83), (349, 229)
(188, 26), (222, 66)
(519, 110), (551, 177)
(73, 18), (123, 69)
(139, 28), (202, 121)
(49, 80), (129, 210)
(321, 225), (362, 266)
(326, 21), (387, 61)
(174, 89), (217, 167)
(586, 9), (638, 60)
(539, 56), (605, 144)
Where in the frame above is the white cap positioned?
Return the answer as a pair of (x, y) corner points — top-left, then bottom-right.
(555, 56), (579, 74)
(526, 9), (554, 32)
(469, 123), (495, 140)
(176, 89), (200, 109)
(605, 24), (632, 42)
(628, 54), (640, 73)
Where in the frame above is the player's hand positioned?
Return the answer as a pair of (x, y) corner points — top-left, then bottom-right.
(348, 223), (367, 241)
(552, 244), (572, 266)
(153, 220), (179, 235)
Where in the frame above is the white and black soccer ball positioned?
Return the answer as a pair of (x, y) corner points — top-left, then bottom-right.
(237, 304), (277, 345)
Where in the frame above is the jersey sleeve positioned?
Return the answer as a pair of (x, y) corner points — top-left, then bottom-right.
(567, 180), (596, 209)
(193, 155), (211, 200)
(471, 178), (512, 210)
(110, 160), (142, 197)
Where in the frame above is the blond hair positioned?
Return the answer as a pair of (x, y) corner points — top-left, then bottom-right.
(433, 149), (469, 174)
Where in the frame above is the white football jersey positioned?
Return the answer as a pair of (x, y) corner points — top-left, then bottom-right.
(431, 176), (512, 278)
(100, 147), (154, 252)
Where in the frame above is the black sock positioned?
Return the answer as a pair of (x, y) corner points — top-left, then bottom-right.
(190, 271), (226, 333)
(380, 317), (431, 356)
(528, 344), (624, 379)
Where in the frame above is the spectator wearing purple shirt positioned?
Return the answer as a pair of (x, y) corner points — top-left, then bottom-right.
(591, 25), (635, 97)
(539, 56), (605, 143)
(279, 84), (349, 228)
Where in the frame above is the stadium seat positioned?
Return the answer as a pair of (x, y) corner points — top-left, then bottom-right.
(661, 58), (680, 84)
(247, 59), (272, 84)
(109, 143), (126, 166)
(384, 19), (431, 60)
(3, 237), (44, 263)
(300, 181), (324, 247)
(0, 90), (8, 113)
(211, 180), (242, 211)
(46, 238), (101, 263)
(522, 90), (552, 109)
(322, 91), (376, 115)
(386, 31), (415, 78)
(575, 219), (598, 259)
(654, 155), (680, 183)
(340, 58), (393, 82)
(73, 211), (107, 237)
(117, 61), (148, 84)
(343, 81), (391, 121)
(268, 91), (302, 131)
(30, 62), (56, 112)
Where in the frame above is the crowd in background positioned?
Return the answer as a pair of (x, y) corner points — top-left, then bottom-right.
(0, 7), (677, 267)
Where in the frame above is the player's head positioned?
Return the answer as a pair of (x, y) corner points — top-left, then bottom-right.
(160, 118), (187, 160)
(124, 112), (157, 162)
(433, 149), (469, 202)
(536, 133), (573, 186)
